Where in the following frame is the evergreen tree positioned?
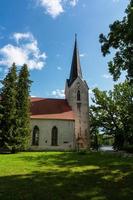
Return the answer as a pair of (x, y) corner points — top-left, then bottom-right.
(17, 64), (32, 150)
(0, 83), (4, 147)
(0, 63), (19, 153)
(0, 103), (3, 142)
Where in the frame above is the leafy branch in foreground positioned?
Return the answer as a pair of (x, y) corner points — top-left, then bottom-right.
(99, 0), (133, 82)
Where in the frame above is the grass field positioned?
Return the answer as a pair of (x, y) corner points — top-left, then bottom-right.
(0, 152), (133, 200)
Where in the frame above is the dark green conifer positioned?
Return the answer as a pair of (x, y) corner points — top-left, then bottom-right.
(17, 64), (32, 150)
(0, 63), (19, 153)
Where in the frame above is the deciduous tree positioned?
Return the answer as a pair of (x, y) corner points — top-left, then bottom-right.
(99, 0), (133, 83)
(90, 81), (133, 150)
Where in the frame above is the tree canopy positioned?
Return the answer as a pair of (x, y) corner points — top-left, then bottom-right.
(99, 0), (133, 83)
(90, 81), (133, 150)
(90, 0), (133, 151)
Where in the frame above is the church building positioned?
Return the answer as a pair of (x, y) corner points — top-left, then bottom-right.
(30, 37), (90, 150)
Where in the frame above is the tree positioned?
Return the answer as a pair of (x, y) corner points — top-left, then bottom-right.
(0, 63), (32, 153)
(99, 0), (133, 83)
(0, 103), (3, 139)
(0, 87), (3, 144)
(17, 64), (32, 150)
(98, 0), (133, 151)
(0, 63), (19, 153)
(90, 81), (133, 150)
(89, 109), (100, 150)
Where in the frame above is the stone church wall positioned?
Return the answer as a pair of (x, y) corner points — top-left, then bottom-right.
(65, 77), (90, 148)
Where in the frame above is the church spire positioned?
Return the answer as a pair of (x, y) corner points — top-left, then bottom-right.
(68, 34), (82, 86)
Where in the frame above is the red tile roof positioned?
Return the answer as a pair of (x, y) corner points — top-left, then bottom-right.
(0, 96), (74, 120)
(30, 97), (75, 120)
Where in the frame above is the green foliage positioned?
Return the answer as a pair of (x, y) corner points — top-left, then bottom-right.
(0, 63), (19, 153)
(0, 63), (32, 153)
(0, 103), (3, 138)
(99, 134), (114, 146)
(97, 0), (133, 151)
(17, 64), (32, 150)
(123, 144), (133, 153)
(90, 81), (133, 150)
(91, 133), (100, 151)
(0, 104), (3, 123)
(99, 0), (133, 82)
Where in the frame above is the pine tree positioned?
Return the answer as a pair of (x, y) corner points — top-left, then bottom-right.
(17, 64), (32, 150)
(0, 79), (3, 144)
(0, 63), (19, 153)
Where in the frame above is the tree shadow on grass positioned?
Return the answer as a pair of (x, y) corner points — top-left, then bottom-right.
(19, 152), (133, 170)
(0, 152), (133, 200)
(0, 167), (133, 200)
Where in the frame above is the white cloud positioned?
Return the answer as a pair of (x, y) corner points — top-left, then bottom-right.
(57, 66), (62, 70)
(31, 95), (37, 97)
(69, 0), (78, 7)
(0, 32), (47, 70)
(38, 0), (64, 18)
(12, 32), (34, 44)
(89, 89), (93, 95)
(89, 88), (95, 105)
(102, 74), (112, 79)
(37, 0), (79, 18)
(51, 89), (65, 98)
(80, 53), (86, 58)
(112, 0), (119, 2)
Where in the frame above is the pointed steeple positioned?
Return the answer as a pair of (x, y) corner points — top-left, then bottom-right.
(68, 34), (82, 86)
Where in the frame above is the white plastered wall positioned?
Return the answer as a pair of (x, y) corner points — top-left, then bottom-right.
(30, 119), (75, 150)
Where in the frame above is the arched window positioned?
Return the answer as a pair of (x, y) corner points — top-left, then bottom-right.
(32, 126), (39, 146)
(77, 90), (81, 101)
(51, 126), (58, 146)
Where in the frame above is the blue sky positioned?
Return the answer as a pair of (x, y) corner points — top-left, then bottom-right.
(0, 0), (129, 100)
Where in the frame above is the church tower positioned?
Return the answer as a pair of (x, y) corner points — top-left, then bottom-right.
(65, 36), (90, 150)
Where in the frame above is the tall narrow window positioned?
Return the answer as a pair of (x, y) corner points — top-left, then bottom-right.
(51, 126), (58, 146)
(32, 126), (39, 146)
(77, 90), (81, 101)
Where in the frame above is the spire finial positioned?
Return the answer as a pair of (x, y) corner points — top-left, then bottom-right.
(75, 33), (77, 42)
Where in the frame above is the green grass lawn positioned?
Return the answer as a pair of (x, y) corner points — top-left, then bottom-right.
(0, 152), (133, 200)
